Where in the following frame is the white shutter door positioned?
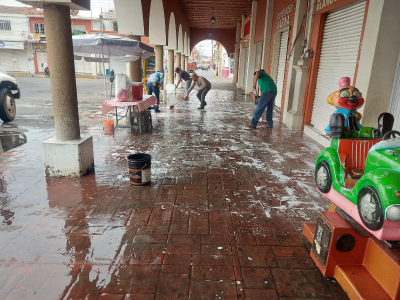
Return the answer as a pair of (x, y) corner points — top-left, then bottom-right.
(74, 53), (92, 74)
(310, 1), (366, 132)
(389, 51), (400, 131)
(0, 49), (29, 72)
(36, 51), (48, 72)
(243, 48), (249, 87)
(275, 30), (288, 109)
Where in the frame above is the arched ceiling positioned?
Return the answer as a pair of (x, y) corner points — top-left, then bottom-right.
(178, 0), (253, 29)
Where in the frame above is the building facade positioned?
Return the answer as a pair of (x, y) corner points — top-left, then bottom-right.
(0, 6), (34, 74)
(233, 0), (400, 146)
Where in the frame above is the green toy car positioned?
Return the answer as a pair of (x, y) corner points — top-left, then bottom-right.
(315, 126), (400, 240)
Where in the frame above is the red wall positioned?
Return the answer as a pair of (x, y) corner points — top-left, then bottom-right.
(161, 0), (191, 49)
(254, 0), (267, 44)
(190, 28), (236, 56)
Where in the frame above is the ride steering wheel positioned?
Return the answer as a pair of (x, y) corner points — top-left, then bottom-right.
(382, 130), (400, 140)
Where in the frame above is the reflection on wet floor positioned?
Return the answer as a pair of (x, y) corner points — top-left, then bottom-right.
(0, 128), (27, 154)
(0, 79), (350, 300)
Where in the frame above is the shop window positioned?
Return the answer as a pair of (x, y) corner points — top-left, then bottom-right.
(34, 23), (45, 35)
(0, 20), (11, 31)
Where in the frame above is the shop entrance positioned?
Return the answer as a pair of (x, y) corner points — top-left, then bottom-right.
(36, 51), (48, 73)
(242, 47), (249, 88)
(275, 30), (288, 109)
(389, 51), (400, 131)
(309, 1), (366, 132)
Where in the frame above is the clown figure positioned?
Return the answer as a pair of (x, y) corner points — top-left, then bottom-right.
(325, 77), (365, 133)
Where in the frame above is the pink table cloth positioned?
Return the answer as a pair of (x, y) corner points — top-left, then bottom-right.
(101, 95), (157, 116)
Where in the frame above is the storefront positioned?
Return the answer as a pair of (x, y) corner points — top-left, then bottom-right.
(303, 0), (368, 136)
(0, 41), (29, 72)
(32, 43), (48, 73)
(389, 51), (400, 131)
(268, 0), (296, 111)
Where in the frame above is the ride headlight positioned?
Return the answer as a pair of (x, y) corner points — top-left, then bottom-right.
(386, 205), (400, 222)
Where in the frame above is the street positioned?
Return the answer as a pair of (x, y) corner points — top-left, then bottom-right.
(0, 69), (228, 153)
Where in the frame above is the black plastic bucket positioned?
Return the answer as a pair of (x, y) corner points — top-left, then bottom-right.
(128, 153), (151, 186)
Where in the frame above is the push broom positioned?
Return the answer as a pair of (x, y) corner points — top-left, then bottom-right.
(169, 91), (197, 109)
(166, 86), (178, 102)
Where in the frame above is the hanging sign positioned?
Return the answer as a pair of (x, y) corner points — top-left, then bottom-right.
(243, 16), (251, 39)
(32, 43), (47, 51)
(276, 4), (293, 30)
(315, 0), (356, 14)
(0, 41), (24, 49)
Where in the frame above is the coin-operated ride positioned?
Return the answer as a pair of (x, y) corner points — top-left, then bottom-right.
(303, 77), (400, 300)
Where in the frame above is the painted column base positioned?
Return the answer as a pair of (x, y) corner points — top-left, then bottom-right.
(284, 110), (304, 131)
(42, 136), (94, 177)
(159, 90), (167, 102)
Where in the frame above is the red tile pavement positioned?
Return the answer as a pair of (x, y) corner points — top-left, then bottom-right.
(0, 82), (349, 299)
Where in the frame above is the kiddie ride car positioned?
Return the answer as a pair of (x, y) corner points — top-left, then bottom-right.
(314, 77), (400, 241)
(302, 78), (400, 300)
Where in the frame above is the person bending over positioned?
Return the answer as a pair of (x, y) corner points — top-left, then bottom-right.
(175, 67), (192, 98)
(147, 70), (164, 112)
(185, 73), (211, 110)
(245, 70), (277, 128)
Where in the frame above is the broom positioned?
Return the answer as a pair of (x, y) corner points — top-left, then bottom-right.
(166, 86), (178, 102)
(169, 91), (197, 109)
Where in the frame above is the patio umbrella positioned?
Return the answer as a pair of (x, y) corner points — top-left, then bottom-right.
(72, 33), (154, 99)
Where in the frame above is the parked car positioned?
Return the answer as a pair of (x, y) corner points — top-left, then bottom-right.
(0, 67), (20, 122)
(315, 125), (400, 234)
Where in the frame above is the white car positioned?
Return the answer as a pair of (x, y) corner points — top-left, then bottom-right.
(0, 66), (20, 122)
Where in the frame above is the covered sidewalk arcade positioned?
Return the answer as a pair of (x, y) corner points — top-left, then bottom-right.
(2, 0), (400, 299)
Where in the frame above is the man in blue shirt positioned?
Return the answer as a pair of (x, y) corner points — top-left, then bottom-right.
(147, 70), (164, 112)
(175, 67), (192, 98)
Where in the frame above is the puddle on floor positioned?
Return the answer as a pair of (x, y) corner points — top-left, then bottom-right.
(0, 129), (27, 153)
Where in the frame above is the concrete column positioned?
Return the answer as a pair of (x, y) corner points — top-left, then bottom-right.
(237, 15), (246, 88)
(181, 54), (185, 71)
(357, 0), (400, 127)
(175, 52), (181, 79)
(245, 1), (258, 94)
(128, 35), (142, 82)
(282, 0), (308, 128)
(42, 4), (94, 177)
(283, 60), (309, 130)
(261, 0), (275, 71)
(43, 4), (80, 141)
(155, 45), (164, 89)
(185, 56), (189, 71)
(168, 50), (174, 84)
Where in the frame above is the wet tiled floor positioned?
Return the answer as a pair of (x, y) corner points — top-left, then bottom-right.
(0, 77), (348, 299)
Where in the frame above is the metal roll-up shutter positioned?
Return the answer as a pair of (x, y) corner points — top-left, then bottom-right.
(310, 1), (366, 132)
(0, 49), (29, 72)
(389, 52), (400, 131)
(275, 30), (288, 109)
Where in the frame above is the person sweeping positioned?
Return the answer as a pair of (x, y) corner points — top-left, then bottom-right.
(184, 73), (211, 109)
(245, 69), (277, 128)
(147, 70), (164, 112)
(175, 67), (192, 98)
